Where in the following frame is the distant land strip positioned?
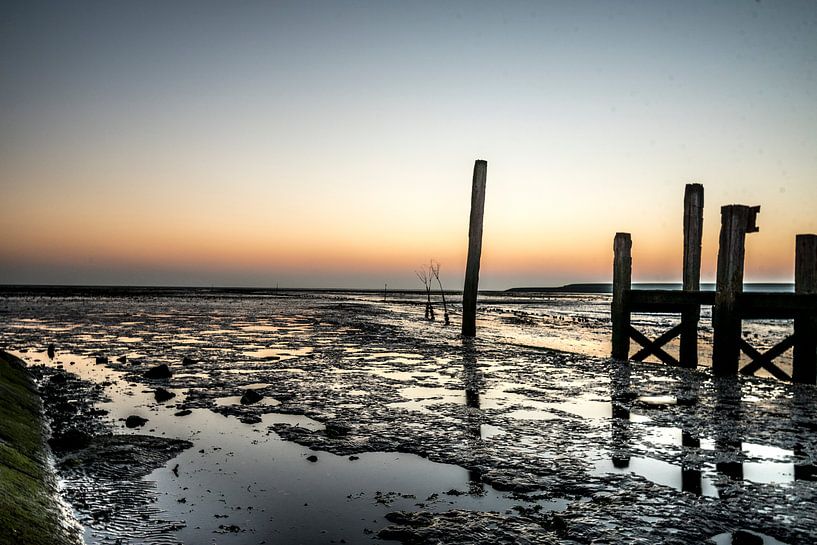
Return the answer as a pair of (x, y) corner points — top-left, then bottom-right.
(0, 283), (795, 298)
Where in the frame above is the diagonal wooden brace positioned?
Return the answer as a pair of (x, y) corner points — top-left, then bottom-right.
(632, 323), (684, 362)
(739, 336), (794, 381)
(628, 325), (681, 366)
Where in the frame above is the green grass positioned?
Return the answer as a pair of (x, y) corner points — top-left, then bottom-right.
(0, 351), (80, 545)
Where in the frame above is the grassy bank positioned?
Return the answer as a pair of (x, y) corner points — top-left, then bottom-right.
(0, 350), (80, 545)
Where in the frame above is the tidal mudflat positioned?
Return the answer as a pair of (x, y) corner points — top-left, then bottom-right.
(1, 290), (815, 544)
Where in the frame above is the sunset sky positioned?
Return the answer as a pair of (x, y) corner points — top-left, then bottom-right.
(2, 1), (816, 289)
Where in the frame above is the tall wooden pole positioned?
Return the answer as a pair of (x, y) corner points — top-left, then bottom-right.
(712, 204), (760, 376)
(793, 234), (817, 384)
(462, 160), (487, 337)
(612, 232), (632, 360)
(680, 183), (704, 367)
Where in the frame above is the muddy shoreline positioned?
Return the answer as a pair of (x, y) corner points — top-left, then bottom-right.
(1, 293), (815, 544)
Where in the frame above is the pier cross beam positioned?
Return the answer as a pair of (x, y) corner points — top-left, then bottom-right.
(712, 204), (760, 376)
(462, 160), (487, 338)
(793, 234), (817, 384)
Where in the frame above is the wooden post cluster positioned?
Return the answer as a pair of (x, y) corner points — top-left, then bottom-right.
(680, 184), (704, 368)
(793, 234), (817, 384)
(462, 160), (487, 338)
(611, 233), (632, 360)
(608, 185), (815, 383)
(712, 204), (760, 376)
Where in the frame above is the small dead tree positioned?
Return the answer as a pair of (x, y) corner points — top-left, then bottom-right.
(430, 260), (449, 325)
(416, 266), (435, 320)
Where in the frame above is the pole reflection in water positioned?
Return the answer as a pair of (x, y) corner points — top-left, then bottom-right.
(680, 370), (703, 496)
(610, 361), (633, 468)
(462, 339), (485, 494)
(714, 377), (745, 483)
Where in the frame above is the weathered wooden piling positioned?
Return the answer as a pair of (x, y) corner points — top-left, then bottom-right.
(712, 204), (760, 376)
(611, 232), (632, 360)
(680, 183), (704, 368)
(462, 160), (487, 337)
(793, 234), (817, 384)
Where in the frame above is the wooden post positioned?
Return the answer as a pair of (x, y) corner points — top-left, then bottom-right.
(793, 234), (817, 384)
(612, 232), (632, 360)
(462, 160), (487, 337)
(680, 183), (704, 368)
(712, 204), (760, 376)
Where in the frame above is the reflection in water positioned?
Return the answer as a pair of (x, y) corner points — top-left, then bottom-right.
(462, 339), (482, 441)
(609, 361), (632, 468)
(714, 377), (745, 482)
(462, 339), (485, 494)
(601, 369), (816, 497)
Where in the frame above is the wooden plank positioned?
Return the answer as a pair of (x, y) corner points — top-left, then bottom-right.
(712, 204), (760, 376)
(736, 292), (817, 319)
(628, 289), (715, 312)
(461, 160), (487, 338)
(629, 325), (680, 366)
(681, 183), (704, 368)
(739, 336), (795, 380)
(632, 323), (683, 361)
(611, 233), (632, 360)
(793, 234), (817, 384)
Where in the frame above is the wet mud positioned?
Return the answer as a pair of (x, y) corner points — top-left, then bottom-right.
(0, 292), (815, 544)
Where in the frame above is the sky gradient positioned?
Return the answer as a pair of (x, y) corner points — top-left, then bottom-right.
(2, 1), (816, 289)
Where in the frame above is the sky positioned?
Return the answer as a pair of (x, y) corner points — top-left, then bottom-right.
(1, 1), (816, 289)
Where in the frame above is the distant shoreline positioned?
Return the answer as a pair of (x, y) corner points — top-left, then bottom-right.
(0, 282), (795, 297)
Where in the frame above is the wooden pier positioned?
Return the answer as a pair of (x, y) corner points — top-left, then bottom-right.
(611, 184), (817, 384)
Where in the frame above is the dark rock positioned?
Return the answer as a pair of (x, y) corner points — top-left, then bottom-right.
(239, 414), (262, 424)
(182, 356), (197, 366)
(116, 355), (127, 363)
(306, 455), (318, 462)
(326, 421), (351, 438)
(240, 389), (263, 405)
(732, 530), (764, 545)
(154, 387), (176, 402)
(49, 428), (92, 451)
(349, 455), (359, 461)
(47, 344), (55, 358)
(174, 409), (193, 417)
(125, 415), (148, 428)
(49, 373), (67, 384)
(95, 356), (108, 364)
(384, 511), (433, 527)
(144, 364), (172, 379)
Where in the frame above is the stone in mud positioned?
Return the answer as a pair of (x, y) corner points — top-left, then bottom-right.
(306, 454), (318, 462)
(732, 530), (764, 545)
(49, 428), (92, 451)
(182, 356), (197, 366)
(49, 372), (67, 384)
(239, 414), (262, 424)
(95, 356), (108, 364)
(174, 409), (193, 417)
(125, 415), (148, 428)
(144, 364), (172, 379)
(154, 387), (176, 402)
(325, 420), (351, 438)
(116, 355), (127, 363)
(47, 344), (55, 358)
(240, 389), (263, 405)
(384, 511), (434, 527)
